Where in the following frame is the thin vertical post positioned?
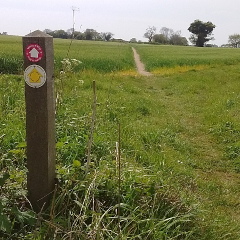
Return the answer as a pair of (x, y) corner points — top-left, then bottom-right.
(22, 30), (55, 212)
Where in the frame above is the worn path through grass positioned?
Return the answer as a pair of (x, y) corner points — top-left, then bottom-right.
(132, 47), (152, 76)
(1, 66), (240, 239)
(137, 64), (240, 238)
(110, 47), (240, 237)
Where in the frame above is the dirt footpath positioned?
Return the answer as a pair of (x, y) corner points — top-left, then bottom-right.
(132, 47), (152, 76)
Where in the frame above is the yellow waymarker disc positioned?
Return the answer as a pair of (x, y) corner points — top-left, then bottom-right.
(24, 65), (46, 88)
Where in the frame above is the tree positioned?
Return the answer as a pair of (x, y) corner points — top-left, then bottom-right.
(52, 30), (68, 39)
(43, 29), (52, 34)
(84, 29), (100, 40)
(160, 27), (174, 41)
(74, 31), (85, 40)
(169, 31), (188, 46)
(188, 20), (215, 47)
(41, 28), (115, 42)
(100, 32), (114, 41)
(228, 34), (240, 48)
(153, 34), (168, 44)
(153, 28), (188, 46)
(144, 26), (156, 42)
(130, 38), (137, 43)
(67, 28), (74, 37)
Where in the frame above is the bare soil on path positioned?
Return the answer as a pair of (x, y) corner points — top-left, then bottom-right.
(132, 47), (153, 76)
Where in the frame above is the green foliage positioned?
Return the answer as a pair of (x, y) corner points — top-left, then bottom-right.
(0, 157), (37, 238)
(188, 19), (216, 47)
(228, 33), (240, 48)
(45, 28), (114, 42)
(210, 121), (240, 172)
(153, 27), (188, 46)
(144, 26), (156, 42)
(0, 173), (10, 187)
(2, 38), (240, 239)
(41, 161), (195, 239)
(0, 36), (23, 74)
(0, 55), (23, 74)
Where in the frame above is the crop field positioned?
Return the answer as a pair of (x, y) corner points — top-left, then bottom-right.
(134, 44), (240, 74)
(1, 35), (240, 239)
(0, 35), (135, 74)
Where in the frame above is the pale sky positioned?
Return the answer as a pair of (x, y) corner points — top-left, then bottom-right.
(1, 0), (239, 46)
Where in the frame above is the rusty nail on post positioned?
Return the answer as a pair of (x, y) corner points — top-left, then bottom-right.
(22, 30), (55, 212)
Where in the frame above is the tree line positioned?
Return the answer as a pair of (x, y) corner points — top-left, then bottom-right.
(42, 25), (240, 48)
(143, 20), (216, 47)
(2, 19), (240, 47)
(144, 26), (188, 46)
(43, 28), (114, 41)
(143, 19), (240, 48)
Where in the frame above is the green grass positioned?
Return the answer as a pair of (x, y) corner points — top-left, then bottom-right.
(0, 36), (23, 74)
(0, 73), (197, 239)
(1, 36), (240, 239)
(0, 35), (134, 74)
(54, 38), (134, 73)
(133, 44), (240, 72)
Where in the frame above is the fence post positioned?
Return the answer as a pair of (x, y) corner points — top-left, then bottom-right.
(22, 30), (55, 212)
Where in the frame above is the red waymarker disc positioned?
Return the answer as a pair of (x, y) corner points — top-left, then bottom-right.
(25, 44), (43, 62)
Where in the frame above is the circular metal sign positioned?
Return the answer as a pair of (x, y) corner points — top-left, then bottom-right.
(24, 65), (46, 88)
(25, 44), (43, 62)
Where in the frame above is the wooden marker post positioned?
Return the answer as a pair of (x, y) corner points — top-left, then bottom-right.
(23, 30), (55, 212)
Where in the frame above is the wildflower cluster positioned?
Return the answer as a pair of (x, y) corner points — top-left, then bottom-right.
(60, 58), (82, 74)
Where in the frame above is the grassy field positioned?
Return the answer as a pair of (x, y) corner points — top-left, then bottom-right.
(134, 44), (240, 74)
(0, 35), (135, 74)
(1, 36), (240, 239)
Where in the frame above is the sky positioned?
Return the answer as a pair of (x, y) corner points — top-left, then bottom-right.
(1, 0), (239, 46)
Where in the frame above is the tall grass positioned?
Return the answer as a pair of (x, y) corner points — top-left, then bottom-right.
(0, 71), (197, 239)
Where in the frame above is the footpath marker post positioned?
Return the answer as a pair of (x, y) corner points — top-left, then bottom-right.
(22, 30), (55, 212)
